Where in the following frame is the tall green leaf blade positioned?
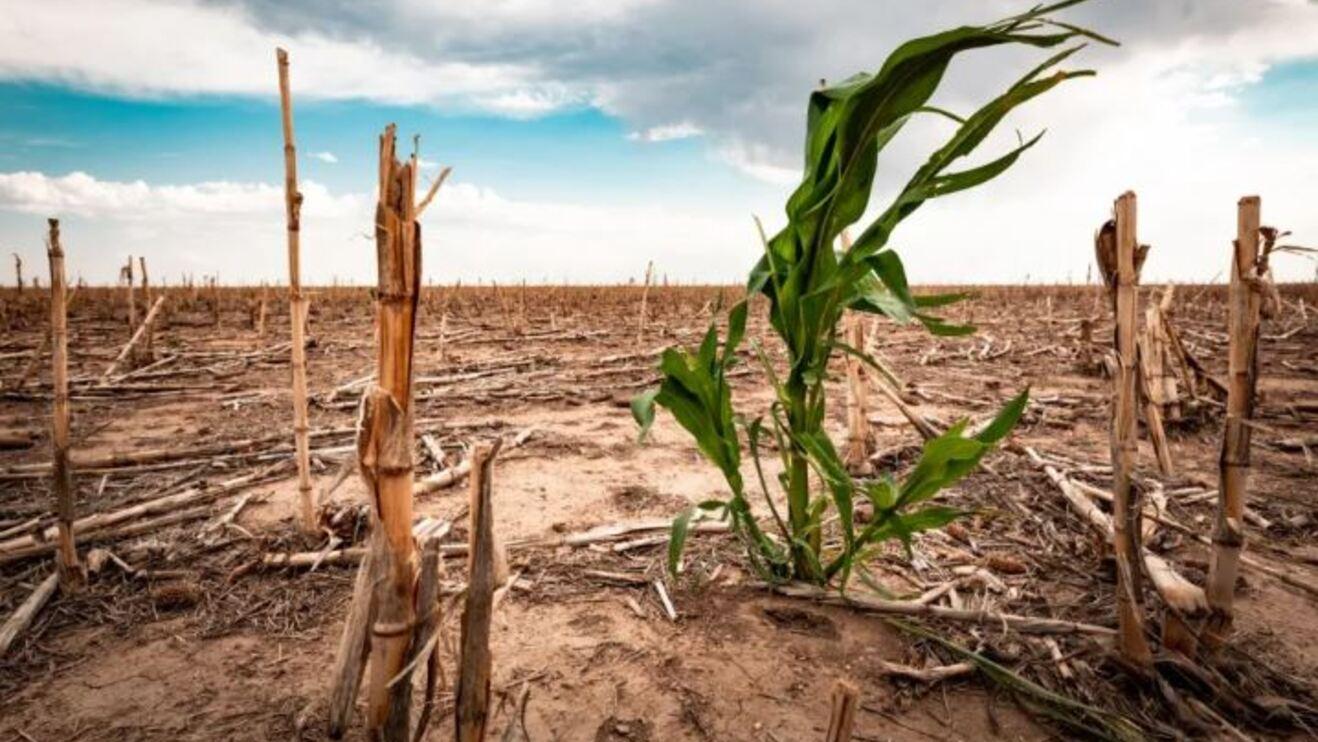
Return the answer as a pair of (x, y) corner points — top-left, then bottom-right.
(974, 388), (1031, 443)
(668, 507), (695, 576)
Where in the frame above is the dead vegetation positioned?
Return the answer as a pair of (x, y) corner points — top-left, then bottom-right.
(0, 262), (1313, 739)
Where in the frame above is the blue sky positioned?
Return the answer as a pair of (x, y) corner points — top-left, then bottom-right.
(1238, 59), (1318, 137)
(0, 83), (771, 204)
(1, 0), (1315, 285)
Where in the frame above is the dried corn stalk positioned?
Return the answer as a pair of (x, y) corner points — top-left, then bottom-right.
(46, 219), (82, 586)
(842, 313), (874, 473)
(1205, 196), (1266, 651)
(1095, 194), (1153, 670)
(357, 124), (422, 739)
(1139, 286), (1181, 421)
(276, 48), (316, 533)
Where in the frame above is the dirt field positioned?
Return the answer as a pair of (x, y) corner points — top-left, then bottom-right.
(1, 283), (1315, 741)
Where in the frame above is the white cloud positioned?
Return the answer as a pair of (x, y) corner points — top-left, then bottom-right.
(1, 1), (1316, 282)
(627, 122), (703, 142)
(715, 140), (799, 186)
(311, 151), (338, 164)
(880, 44), (1318, 284)
(0, 171), (363, 219)
(0, 0), (572, 114)
(0, 170), (753, 284)
(472, 85), (587, 118)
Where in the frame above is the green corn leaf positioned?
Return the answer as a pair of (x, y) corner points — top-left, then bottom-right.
(806, 496), (831, 531)
(913, 291), (974, 308)
(914, 312), (977, 336)
(848, 46), (1102, 263)
(668, 507), (695, 576)
(867, 250), (914, 305)
(744, 416), (791, 541)
(975, 388), (1030, 443)
(798, 431), (856, 554)
(898, 432), (987, 506)
(631, 387), (659, 443)
(865, 475), (898, 511)
(696, 323), (720, 372)
(724, 299), (749, 365)
(849, 275), (911, 323)
(901, 505), (965, 533)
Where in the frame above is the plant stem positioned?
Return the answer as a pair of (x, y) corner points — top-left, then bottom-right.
(785, 376), (816, 579)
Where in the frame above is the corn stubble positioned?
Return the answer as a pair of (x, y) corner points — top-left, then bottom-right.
(354, 125), (425, 739)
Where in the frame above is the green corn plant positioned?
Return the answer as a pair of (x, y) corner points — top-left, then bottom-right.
(634, 0), (1114, 585)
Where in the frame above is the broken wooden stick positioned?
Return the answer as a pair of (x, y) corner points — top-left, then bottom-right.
(0, 426), (355, 479)
(1136, 342), (1174, 476)
(102, 294), (165, 381)
(0, 572), (59, 657)
(0, 462), (283, 564)
(408, 536), (446, 742)
(636, 259), (653, 345)
(264, 514), (725, 571)
(122, 254), (137, 334)
(876, 659), (976, 684)
(862, 362), (941, 442)
(326, 529), (383, 739)
(456, 438), (502, 742)
(415, 427), (534, 494)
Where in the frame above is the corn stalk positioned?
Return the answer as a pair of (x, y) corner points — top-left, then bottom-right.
(358, 125), (423, 738)
(1205, 196), (1264, 650)
(276, 48), (317, 533)
(1096, 193), (1154, 670)
(46, 219), (82, 587)
(635, 0), (1111, 585)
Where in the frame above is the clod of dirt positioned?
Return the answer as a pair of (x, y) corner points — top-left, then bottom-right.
(761, 606), (840, 639)
(986, 554), (1029, 574)
(609, 484), (685, 515)
(149, 581), (202, 611)
(946, 521), (970, 543)
(593, 716), (653, 741)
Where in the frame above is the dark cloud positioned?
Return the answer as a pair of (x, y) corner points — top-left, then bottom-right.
(212, 0), (1307, 175)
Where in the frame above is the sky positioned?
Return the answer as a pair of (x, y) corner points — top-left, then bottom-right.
(0, 0), (1315, 286)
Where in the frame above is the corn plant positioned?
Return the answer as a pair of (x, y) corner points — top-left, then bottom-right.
(634, 1), (1111, 585)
